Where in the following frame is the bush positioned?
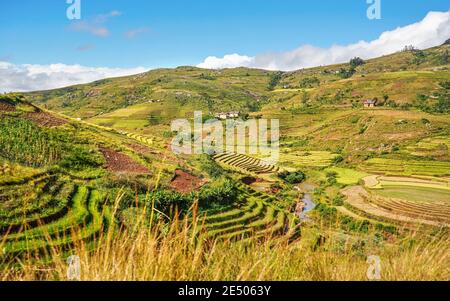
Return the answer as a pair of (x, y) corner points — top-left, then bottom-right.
(200, 155), (223, 178)
(350, 57), (365, 68)
(268, 72), (283, 91)
(332, 195), (344, 206)
(0, 93), (25, 105)
(439, 81), (450, 90)
(299, 77), (320, 88)
(326, 171), (338, 186)
(199, 177), (238, 207)
(149, 190), (193, 213)
(338, 68), (356, 79)
(278, 170), (306, 184)
(333, 155), (344, 165)
(315, 203), (337, 220)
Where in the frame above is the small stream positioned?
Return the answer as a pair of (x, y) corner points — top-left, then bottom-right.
(298, 184), (316, 221)
(299, 193), (316, 220)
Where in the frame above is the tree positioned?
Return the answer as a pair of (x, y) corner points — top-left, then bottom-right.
(338, 67), (356, 79)
(301, 91), (310, 106)
(350, 57), (365, 68)
(268, 72), (283, 91)
(278, 170), (306, 184)
(441, 50), (449, 64)
(299, 77), (320, 88)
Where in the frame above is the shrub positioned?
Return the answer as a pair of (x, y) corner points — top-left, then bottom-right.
(439, 81), (450, 90)
(199, 177), (238, 207)
(278, 170), (306, 184)
(268, 72), (283, 91)
(149, 190), (193, 213)
(315, 203), (337, 220)
(333, 155), (344, 165)
(350, 57), (365, 68)
(200, 155), (223, 178)
(299, 77), (320, 88)
(326, 172), (337, 185)
(338, 68), (356, 79)
(0, 93), (25, 105)
(332, 195), (344, 206)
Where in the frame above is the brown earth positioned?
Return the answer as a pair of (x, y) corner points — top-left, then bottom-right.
(0, 101), (15, 112)
(25, 111), (67, 127)
(100, 148), (150, 174)
(170, 170), (205, 194)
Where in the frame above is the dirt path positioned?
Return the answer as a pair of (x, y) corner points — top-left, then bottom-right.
(341, 186), (449, 228)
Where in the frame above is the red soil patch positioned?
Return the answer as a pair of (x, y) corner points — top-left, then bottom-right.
(25, 111), (67, 127)
(0, 101), (15, 112)
(100, 148), (150, 174)
(170, 170), (205, 194)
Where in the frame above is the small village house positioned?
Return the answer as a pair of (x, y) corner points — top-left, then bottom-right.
(215, 111), (240, 120)
(363, 99), (378, 108)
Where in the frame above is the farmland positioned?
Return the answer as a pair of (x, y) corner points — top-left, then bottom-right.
(1, 43), (449, 280)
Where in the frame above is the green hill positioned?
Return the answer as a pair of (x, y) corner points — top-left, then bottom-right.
(27, 44), (449, 122)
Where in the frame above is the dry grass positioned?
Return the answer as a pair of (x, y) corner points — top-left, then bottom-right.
(1, 199), (448, 281)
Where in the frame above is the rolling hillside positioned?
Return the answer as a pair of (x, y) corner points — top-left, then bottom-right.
(1, 43), (449, 280)
(27, 44), (449, 122)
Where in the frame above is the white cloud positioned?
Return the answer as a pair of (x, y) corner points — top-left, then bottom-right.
(0, 62), (148, 93)
(197, 53), (254, 69)
(197, 11), (450, 71)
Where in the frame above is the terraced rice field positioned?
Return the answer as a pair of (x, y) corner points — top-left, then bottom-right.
(405, 136), (450, 158)
(325, 167), (369, 185)
(0, 173), (110, 257)
(213, 153), (279, 175)
(198, 183), (299, 242)
(361, 158), (450, 177)
(341, 186), (450, 228)
(279, 151), (337, 168)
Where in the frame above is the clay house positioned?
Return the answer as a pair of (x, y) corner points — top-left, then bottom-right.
(363, 99), (378, 108)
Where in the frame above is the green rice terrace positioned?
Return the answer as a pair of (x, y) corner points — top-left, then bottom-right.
(0, 43), (449, 279)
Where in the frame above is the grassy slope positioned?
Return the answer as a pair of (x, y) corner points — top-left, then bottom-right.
(27, 45), (449, 119)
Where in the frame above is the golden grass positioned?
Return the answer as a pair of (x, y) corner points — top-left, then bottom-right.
(1, 200), (448, 281)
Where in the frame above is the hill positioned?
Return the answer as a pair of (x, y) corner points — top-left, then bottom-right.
(1, 44), (449, 280)
(27, 44), (450, 122)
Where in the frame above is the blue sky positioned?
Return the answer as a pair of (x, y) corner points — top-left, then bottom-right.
(0, 1), (449, 92)
(1, 0), (449, 68)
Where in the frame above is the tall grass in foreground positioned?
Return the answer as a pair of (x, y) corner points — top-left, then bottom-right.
(0, 200), (448, 281)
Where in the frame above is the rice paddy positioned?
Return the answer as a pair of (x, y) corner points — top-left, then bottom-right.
(198, 183), (299, 242)
(361, 158), (450, 177)
(213, 153), (279, 175)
